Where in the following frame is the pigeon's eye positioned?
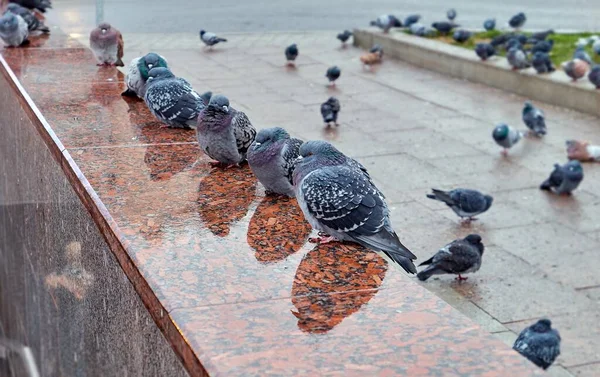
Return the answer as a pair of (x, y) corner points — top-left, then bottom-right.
(306, 152), (313, 157)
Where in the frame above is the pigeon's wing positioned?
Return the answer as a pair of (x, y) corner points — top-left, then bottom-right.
(547, 166), (564, 187)
(282, 138), (303, 185)
(147, 80), (201, 126)
(232, 111), (256, 156)
(331, 98), (341, 113)
(204, 32), (217, 43)
(116, 30), (124, 61)
(431, 241), (478, 273)
(320, 103), (333, 121)
(452, 190), (487, 212)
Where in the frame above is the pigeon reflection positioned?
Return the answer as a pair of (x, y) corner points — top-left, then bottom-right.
(291, 244), (387, 333)
(197, 164), (256, 237)
(44, 241), (94, 300)
(247, 196), (311, 263)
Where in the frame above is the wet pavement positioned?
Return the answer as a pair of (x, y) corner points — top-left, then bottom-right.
(2, 12), (600, 377)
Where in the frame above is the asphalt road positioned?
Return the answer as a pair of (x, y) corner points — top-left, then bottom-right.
(51, 0), (600, 34)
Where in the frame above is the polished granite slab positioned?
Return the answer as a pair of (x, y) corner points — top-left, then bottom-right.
(0, 19), (545, 376)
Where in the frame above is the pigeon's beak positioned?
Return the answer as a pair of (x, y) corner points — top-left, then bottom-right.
(222, 105), (229, 112)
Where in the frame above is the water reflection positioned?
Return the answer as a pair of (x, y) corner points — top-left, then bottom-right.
(290, 244), (387, 333)
(197, 165), (256, 237)
(247, 196), (311, 263)
(143, 142), (199, 181)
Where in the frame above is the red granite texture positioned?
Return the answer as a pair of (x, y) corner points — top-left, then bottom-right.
(0, 24), (544, 376)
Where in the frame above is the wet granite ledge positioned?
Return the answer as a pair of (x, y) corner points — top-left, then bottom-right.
(0, 25), (544, 376)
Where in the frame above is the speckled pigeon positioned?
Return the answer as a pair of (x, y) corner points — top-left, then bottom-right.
(475, 43), (496, 61)
(513, 319), (561, 370)
(337, 30), (352, 45)
(144, 67), (204, 129)
(285, 43), (298, 65)
(427, 188), (493, 221)
(446, 8), (457, 21)
(404, 14), (421, 27)
(197, 94), (257, 166)
(0, 12), (28, 47)
(89, 22), (124, 66)
(532, 52), (555, 74)
(293, 141), (417, 274)
(199, 29), (227, 48)
(320, 97), (340, 126)
(417, 234), (484, 281)
(507, 46), (531, 70)
(493, 124), (522, 155)
(247, 127), (303, 197)
(562, 59), (589, 81)
(589, 65), (600, 88)
(4, 3), (49, 33)
(122, 52), (168, 98)
(574, 46), (593, 65)
(540, 160), (584, 195)
(483, 18), (496, 31)
(9, 0), (52, 13)
(509, 12), (526, 29)
(325, 66), (341, 86)
(522, 101), (546, 136)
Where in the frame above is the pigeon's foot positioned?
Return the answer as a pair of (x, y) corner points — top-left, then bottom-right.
(309, 235), (339, 244)
(501, 149), (508, 156)
(456, 274), (469, 281)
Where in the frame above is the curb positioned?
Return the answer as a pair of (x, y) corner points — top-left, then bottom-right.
(353, 28), (600, 117)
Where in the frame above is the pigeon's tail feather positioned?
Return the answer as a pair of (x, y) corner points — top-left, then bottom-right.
(217, 37), (228, 43)
(417, 266), (441, 281)
(121, 88), (137, 97)
(353, 231), (417, 274)
(418, 256), (434, 266)
(115, 57), (125, 67)
(427, 189), (455, 206)
(540, 178), (552, 191)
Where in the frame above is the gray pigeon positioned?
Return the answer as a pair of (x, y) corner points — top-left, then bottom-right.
(522, 101), (547, 136)
(452, 29), (471, 43)
(562, 59), (588, 81)
(475, 43), (496, 61)
(427, 188), (493, 221)
(532, 39), (554, 54)
(417, 234), (484, 281)
(409, 23), (426, 36)
(432, 21), (458, 35)
(483, 18), (496, 31)
(247, 127), (303, 197)
(492, 124), (522, 155)
(122, 52), (168, 98)
(513, 319), (561, 370)
(285, 43), (298, 65)
(540, 160), (584, 195)
(589, 65), (600, 88)
(9, 0), (52, 13)
(531, 29), (554, 41)
(573, 46), (593, 65)
(404, 14), (421, 27)
(320, 97), (340, 126)
(532, 51), (555, 74)
(197, 94), (257, 166)
(336, 30), (352, 45)
(325, 66), (341, 86)
(0, 12), (28, 47)
(199, 29), (227, 48)
(509, 12), (526, 29)
(507, 46), (531, 70)
(293, 141), (417, 274)
(4, 3), (49, 33)
(446, 8), (457, 21)
(199, 91), (212, 105)
(370, 14), (396, 33)
(144, 67), (204, 129)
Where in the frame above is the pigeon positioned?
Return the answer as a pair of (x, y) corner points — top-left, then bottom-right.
(490, 33), (511, 47)
(409, 23), (426, 36)
(292, 140), (417, 274)
(522, 101), (547, 136)
(325, 66), (341, 86)
(417, 234), (484, 281)
(320, 97), (340, 126)
(483, 18), (496, 31)
(370, 44), (383, 57)
(285, 43), (298, 65)
(360, 52), (382, 68)
(566, 140), (600, 162)
(452, 29), (471, 43)
(592, 36), (600, 55)
(575, 37), (590, 49)
(4, 3), (49, 33)
(199, 29), (227, 48)
(532, 39), (554, 54)
(446, 8), (457, 21)
(122, 52), (168, 98)
(532, 52), (555, 74)
(507, 46), (531, 70)
(475, 43), (496, 61)
(247, 127), (303, 197)
(89, 23), (124, 66)
(493, 124), (523, 155)
(509, 12), (526, 29)
(404, 14), (421, 27)
(589, 65), (600, 88)
(336, 30), (352, 45)
(540, 160), (584, 195)
(573, 46), (593, 65)
(199, 90), (212, 105)
(505, 38), (523, 52)
(562, 59), (588, 81)
(531, 29), (554, 41)
(513, 319), (561, 370)
(0, 12), (28, 47)
(197, 94), (257, 166)
(432, 21), (458, 35)
(370, 14), (397, 33)
(9, 0), (52, 13)
(144, 67), (204, 129)
(427, 188), (493, 221)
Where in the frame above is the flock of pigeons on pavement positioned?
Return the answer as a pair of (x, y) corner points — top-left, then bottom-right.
(3, 0), (588, 372)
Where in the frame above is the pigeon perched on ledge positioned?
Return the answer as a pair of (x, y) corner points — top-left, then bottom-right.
(507, 46), (531, 70)
(89, 22), (124, 66)
(453, 29), (471, 43)
(417, 234), (484, 281)
(404, 14), (420, 27)
(475, 43), (496, 61)
(427, 188), (493, 221)
(589, 65), (600, 88)
(432, 21), (458, 35)
(532, 52), (555, 74)
(513, 319), (561, 370)
(0, 12), (28, 47)
(522, 101), (547, 136)
(540, 160), (584, 195)
(122, 52), (168, 98)
(247, 127), (303, 197)
(293, 140), (417, 274)
(5, 3), (49, 33)
(562, 59), (588, 81)
(370, 14), (399, 33)
(532, 39), (554, 54)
